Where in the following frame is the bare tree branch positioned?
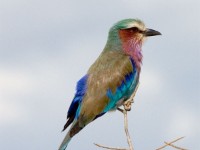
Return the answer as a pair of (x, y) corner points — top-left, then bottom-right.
(94, 143), (128, 150)
(94, 84), (139, 150)
(164, 141), (187, 150)
(156, 137), (186, 150)
(95, 82), (187, 150)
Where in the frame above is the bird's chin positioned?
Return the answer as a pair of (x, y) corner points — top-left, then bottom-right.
(135, 34), (146, 43)
(142, 37), (147, 43)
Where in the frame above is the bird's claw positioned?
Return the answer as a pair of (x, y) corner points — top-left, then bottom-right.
(123, 83), (139, 111)
(124, 99), (133, 111)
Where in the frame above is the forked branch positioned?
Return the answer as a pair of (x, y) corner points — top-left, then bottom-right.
(156, 137), (187, 150)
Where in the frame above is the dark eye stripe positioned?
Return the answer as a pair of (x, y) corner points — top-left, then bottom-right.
(129, 27), (138, 31)
(122, 27), (141, 33)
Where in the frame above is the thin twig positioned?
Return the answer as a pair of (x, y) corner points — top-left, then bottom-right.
(94, 83), (139, 150)
(164, 141), (187, 150)
(117, 107), (124, 113)
(94, 109), (131, 150)
(123, 109), (133, 150)
(119, 83), (140, 150)
(94, 143), (127, 150)
(156, 137), (185, 150)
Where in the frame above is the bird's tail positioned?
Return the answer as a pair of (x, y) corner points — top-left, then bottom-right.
(58, 120), (83, 150)
(58, 131), (71, 150)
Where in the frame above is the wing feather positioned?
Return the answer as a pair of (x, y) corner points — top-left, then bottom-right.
(79, 51), (139, 125)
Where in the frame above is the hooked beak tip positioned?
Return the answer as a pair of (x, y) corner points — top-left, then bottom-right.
(144, 28), (162, 37)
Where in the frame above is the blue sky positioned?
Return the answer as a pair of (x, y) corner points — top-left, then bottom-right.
(0, 0), (199, 149)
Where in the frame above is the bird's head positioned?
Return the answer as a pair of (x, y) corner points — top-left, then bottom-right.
(104, 18), (161, 53)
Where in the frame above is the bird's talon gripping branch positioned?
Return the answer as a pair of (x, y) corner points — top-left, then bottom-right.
(123, 82), (139, 111)
(124, 100), (132, 111)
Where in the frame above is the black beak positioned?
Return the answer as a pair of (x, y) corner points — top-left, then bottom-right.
(144, 28), (161, 36)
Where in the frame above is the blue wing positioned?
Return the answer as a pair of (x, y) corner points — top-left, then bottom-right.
(103, 58), (139, 112)
(62, 58), (139, 130)
(62, 75), (88, 131)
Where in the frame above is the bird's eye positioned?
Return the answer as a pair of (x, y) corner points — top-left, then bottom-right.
(129, 27), (139, 32)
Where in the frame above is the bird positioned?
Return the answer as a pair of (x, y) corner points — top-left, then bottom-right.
(59, 18), (161, 150)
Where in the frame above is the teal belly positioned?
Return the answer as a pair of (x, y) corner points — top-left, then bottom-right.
(103, 71), (139, 112)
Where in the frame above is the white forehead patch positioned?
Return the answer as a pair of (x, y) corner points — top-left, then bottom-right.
(127, 21), (146, 31)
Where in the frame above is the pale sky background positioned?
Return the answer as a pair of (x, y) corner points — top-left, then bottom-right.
(0, 0), (199, 150)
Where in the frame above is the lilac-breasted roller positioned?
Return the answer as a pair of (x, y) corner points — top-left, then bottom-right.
(59, 18), (161, 150)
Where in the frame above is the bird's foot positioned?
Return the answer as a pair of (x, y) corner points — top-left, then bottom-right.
(123, 82), (139, 111)
(123, 99), (133, 111)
